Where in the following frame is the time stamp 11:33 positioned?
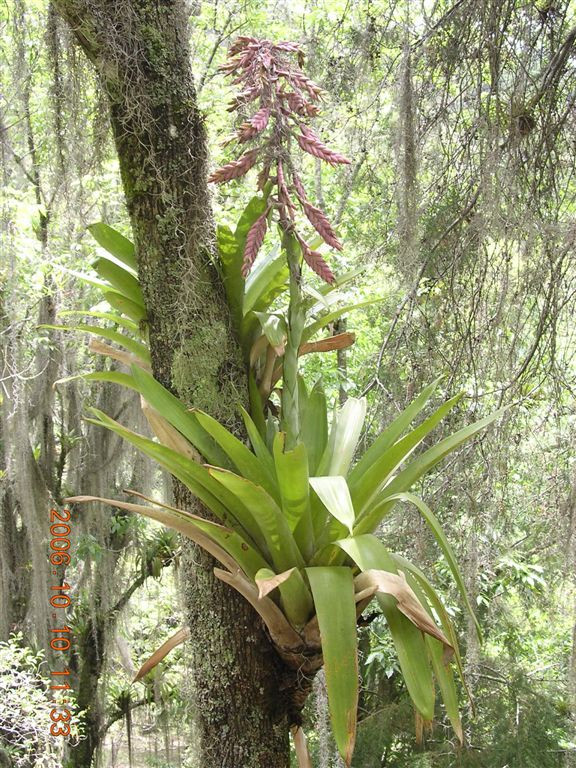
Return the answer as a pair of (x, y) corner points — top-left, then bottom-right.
(48, 505), (75, 737)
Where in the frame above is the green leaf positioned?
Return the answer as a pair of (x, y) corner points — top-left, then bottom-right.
(247, 371), (267, 437)
(208, 468), (313, 626)
(302, 283), (331, 310)
(265, 412), (279, 452)
(103, 291), (147, 323)
(217, 223), (244, 331)
(401, 568), (463, 742)
(194, 410), (279, 501)
(273, 433), (313, 558)
(130, 366), (229, 467)
(349, 379), (442, 488)
(85, 410), (268, 573)
(350, 393), (462, 515)
(306, 567), (358, 766)
(358, 407), (507, 534)
(427, 635), (463, 742)
(318, 397), (367, 477)
(68, 366), (230, 470)
(277, 568), (314, 627)
(240, 406), (275, 472)
(88, 222), (137, 271)
(43, 324), (150, 362)
(208, 468), (305, 572)
(67, 494), (265, 579)
(310, 476), (355, 535)
(87, 408), (223, 512)
(93, 257), (145, 308)
(389, 553), (466, 683)
(302, 297), (384, 342)
(54, 371), (138, 389)
(336, 534), (436, 720)
(313, 266), (365, 298)
(299, 378), (328, 475)
(228, 193), (272, 331)
(56, 266), (122, 293)
(58, 309), (139, 334)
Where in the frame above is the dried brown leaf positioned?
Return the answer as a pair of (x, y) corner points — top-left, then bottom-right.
(291, 726), (313, 768)
(354, 570), (453, 656)
(65, 493), (239, 574)
(133, 627), (191, 682)
(140, 397), (202, 463)
(88, 339), (151, 371)
(256, 567), (296, 599)
(299, 332), (356, 356)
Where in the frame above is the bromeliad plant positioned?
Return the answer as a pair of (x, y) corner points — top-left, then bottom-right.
(62, 38), (502, 767)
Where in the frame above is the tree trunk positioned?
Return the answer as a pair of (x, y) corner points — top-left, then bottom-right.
(53, 2), (293, 765)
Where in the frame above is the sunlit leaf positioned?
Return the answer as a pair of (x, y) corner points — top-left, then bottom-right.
(310, 476), (355, 535)
(299, 378), (328, 476)
(357, 407), (507, 534)
(350, 393), (461, 514)
(306, 567), (358, 766)
(349, 378), (442, 487)
(93, 257), (145, 308)
(336, 534), (436, 720)
(58, 309), (138, 334)
(302, 297), (384, 342)
(317, 397), (366, 476)
(88, 222), (137, 271)
(243, 248), (287, 316)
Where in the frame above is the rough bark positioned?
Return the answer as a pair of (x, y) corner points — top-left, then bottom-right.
(52, 1), (295, 765)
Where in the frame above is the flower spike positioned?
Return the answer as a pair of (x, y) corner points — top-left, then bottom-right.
(209, 37), (350, 282)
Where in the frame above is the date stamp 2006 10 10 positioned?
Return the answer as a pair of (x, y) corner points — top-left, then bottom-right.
(48, 506), (74, 737)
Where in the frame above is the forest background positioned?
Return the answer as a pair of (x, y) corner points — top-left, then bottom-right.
(1, 0), (575, 767)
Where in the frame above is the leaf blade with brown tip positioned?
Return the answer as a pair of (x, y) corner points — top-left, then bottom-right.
(306, 567), (358, 767)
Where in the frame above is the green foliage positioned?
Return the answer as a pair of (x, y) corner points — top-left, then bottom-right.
(27, 7), (574, 759)
(58, 177), (506, 766)
(0, 635), (83, 766)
